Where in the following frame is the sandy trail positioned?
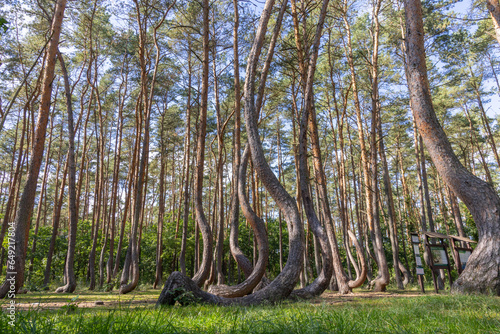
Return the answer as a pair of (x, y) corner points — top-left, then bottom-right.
(3, 290), (428, 311)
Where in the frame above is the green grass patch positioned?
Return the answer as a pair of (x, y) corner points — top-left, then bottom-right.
(1, 292), (499, 333)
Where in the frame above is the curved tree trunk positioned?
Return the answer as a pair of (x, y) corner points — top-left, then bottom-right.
(158, 0), (304, 306)
(191, 0), (213, 287)
(346, 230), (368, 289)
(212, 37), (226, 286)
(208, 147), (269, 297)
(340, 2), (377, 292)
(404, 0), (500, 296)
(224, 0), (288, 285)
(322, 30), (369, 295)
(208, 0), (286, 289)
(327, 92), (368, 293)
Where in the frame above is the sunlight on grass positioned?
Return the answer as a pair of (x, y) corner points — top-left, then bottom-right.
(1, 293), (499, 333)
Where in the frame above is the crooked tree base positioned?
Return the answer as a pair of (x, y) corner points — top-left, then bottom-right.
(55, 283), (76, 293)
(156, 271), (330, 307)
(369, 276), (388, 292)
(206, 277), (271, 298)
(157, 272), (223, 306)
(452, 238), (500, 296)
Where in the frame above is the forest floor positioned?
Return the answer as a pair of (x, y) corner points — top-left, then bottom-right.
(1, 285), (499, 333)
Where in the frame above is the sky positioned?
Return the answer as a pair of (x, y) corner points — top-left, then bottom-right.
(439, 0), (500, 118)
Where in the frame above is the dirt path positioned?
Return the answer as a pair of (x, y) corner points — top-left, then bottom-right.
(10, 298), (158, 311)
(312, 291), (425, 305)
(3, 290), (428, 311)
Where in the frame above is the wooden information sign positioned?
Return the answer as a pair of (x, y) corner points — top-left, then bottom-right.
(422, 231), (453, 293)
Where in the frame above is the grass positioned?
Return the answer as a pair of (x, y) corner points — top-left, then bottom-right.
(1, 288), (499, 333)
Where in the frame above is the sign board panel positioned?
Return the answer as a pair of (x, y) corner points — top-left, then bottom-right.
(430, 246), (448, 267)
(459, 250), (472, 270)
(410, 233), (426, 292)
(411, 234), (424, 276)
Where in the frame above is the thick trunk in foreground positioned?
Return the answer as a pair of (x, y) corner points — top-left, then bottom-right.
(0, 0), (67, 298)
(404, 0), (500, 295)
